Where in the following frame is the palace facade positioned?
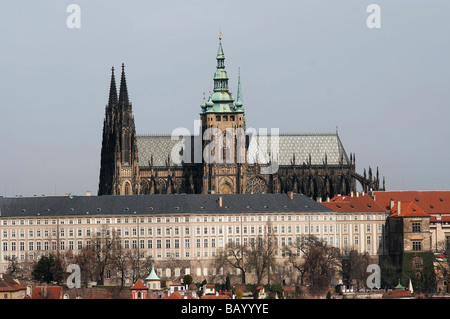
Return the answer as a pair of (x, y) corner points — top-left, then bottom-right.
(0, 192), (388, 286)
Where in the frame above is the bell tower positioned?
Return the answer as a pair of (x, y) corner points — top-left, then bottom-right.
(200, 33), (246, 194)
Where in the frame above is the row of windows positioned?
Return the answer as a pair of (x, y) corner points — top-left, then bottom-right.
(0, 213), (387, 226)
(1, 234), (384, 253)
(1, 222), (385, 240)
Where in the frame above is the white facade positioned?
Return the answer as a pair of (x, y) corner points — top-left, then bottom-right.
(0, 208), (388, 284)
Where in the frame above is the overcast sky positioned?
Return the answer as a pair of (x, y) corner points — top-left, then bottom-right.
(0, 0), (449, 197)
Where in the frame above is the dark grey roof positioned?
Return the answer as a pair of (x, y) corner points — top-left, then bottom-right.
(136, 133), (349, 168)
(0, 193), (333, 218)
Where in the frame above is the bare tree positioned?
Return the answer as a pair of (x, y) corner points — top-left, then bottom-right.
(74, 246), (98, 285)
(215, 241), (248, 284)
(338, 248), (371, 290)
(246, 229), (277, 285)
(90, 226), (120, 285)
(5, 256), (20, 277)
(109, 239), (131, 289)
(284, 235), (340, 293)
(214, 221), (279, 285)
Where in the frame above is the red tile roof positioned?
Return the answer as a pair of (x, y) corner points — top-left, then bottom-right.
(373, 191), (450, 215)
(430, 215), (450, 222)
(163, 291), (196, 299)
(383, 289), (413, 299)
(163, 291), (184, 299)
(388, 201), (430, 218)
(322, 193), (386, 212)
(201, 294), (231, 299)
(0, 274), (26, 292)
(130, 279), (147, 290)
(31, 286), (63, 299)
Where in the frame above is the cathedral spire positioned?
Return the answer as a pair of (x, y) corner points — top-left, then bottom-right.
(235, 67), (243, 109)
(217, 32), (225, 63)
(214, 34), (228, 92)
(118, 63), (130, 108)
(108, 66), (118, 107)
(202, 34), (244, 115)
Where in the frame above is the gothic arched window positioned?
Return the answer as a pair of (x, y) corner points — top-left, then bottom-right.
(124, 183), (131, 195)
(245, 177), (268, 194)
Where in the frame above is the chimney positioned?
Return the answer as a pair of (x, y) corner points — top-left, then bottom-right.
(356, 192), (359, 197)
(317, 197), (322, 203)
(326, 196), (330, 202)
(397, 201), (401, 216)
(361, 191), (365, 196)
(350, 191), (354, 197)
(390, 200), (395, 209)
(288, 192), (294, 200)
(86, 191), (91, 197)
(218, 196), (223, 207)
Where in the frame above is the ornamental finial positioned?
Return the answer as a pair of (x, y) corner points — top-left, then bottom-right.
(219, 30), (222, 41)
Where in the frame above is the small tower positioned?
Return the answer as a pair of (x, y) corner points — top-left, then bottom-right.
(130, 279), (148, 299)
(145, 264), (161, 290)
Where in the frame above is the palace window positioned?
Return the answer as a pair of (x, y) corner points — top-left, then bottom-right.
(412, 222), (421, 233)
(412, 241), (422, 251)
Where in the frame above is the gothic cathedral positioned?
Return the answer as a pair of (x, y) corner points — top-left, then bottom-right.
(98, 36), (384, 199)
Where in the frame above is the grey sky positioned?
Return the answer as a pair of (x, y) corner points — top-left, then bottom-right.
(0, 0), (449, 197)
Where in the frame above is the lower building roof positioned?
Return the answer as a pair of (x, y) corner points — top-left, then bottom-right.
(0, 193), (333, 218)
(373, 191), (450, 215)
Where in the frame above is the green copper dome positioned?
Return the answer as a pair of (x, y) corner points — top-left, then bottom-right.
(201, 36), (244, 114)
(145, 264), (160, 281)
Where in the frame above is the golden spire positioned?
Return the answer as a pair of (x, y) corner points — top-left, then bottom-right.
(219, 30), (222, 41)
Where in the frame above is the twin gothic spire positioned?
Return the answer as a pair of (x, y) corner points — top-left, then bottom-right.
(108, 63), (130, 111)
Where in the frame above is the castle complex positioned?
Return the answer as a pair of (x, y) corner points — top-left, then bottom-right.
(98, 36), (384, 199)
